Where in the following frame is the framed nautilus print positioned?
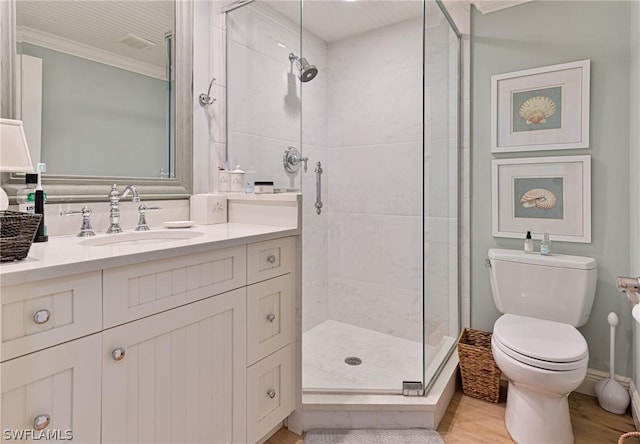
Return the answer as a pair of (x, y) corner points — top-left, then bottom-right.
(492, 156), (591, 243)
(491, 60), (590, 153)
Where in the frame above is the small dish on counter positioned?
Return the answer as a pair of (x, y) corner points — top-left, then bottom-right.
(163, 220), (196, 229)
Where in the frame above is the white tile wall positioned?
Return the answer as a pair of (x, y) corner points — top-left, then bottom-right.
(212, 0), (470, 370)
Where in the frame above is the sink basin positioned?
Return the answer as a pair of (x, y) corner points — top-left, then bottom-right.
(79, 230), (204, 247)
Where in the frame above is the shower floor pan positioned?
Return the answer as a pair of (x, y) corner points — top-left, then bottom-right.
(295, 320), (458, 431)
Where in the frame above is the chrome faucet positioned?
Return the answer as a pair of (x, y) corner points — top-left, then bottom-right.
(107, 184), (140, 233)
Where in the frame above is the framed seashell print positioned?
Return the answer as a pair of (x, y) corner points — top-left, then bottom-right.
(492, 155), (591, 243)
(491, 60), (590, 153)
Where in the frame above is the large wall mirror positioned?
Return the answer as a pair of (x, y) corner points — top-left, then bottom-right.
(0, 0), (192, 202)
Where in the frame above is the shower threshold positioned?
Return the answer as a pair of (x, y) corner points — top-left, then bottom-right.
(288, 351), (458, 433)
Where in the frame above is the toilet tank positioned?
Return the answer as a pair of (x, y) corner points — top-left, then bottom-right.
(488, 249), (597, 327)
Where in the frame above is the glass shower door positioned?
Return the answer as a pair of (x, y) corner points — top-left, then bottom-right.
(300, 0), (426, 393)
(423, 0), (461, 391)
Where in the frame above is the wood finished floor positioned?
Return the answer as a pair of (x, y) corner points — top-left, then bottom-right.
(266, 384), (637, 443)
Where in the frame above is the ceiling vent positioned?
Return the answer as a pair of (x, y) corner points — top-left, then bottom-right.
(117, 33), (156, 50)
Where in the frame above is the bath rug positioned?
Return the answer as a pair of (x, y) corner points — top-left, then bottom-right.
(305, 428), (445, 444)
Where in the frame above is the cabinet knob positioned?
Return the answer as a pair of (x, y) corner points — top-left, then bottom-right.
(267, 389), (276, 399)
(33, 414), (50, 431)
(33, 309), (51, 325)
(112, 347), (126, 361)
(267, 255), (277, 264)
(266, 313), (276, 323)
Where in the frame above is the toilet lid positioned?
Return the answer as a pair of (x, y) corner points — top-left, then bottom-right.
(493, 314), (588, 365)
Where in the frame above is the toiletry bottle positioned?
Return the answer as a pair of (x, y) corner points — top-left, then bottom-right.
(524, 231), (533, 253)
(540, 232), (552, 255)
(17, 173), (38, 214)
(33, 163), (48, 243)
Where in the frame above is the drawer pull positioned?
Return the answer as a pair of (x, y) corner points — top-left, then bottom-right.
(266, 313), (276, 323)
(267, 254), (277, 264)
(267, 389), (276, 399)
(112, 347), (126, 361)
(33, 414), (50, 431)
(33, 309), (51, 325)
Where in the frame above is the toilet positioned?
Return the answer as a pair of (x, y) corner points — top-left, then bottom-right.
(487, 248), (597, 444)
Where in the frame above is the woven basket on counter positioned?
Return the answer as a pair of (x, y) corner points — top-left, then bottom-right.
(457, 327), (501, 403)
(0, 211), (42, 262)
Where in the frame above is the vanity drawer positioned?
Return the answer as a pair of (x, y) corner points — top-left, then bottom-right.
(247, 344), (294, 444)
(247, 237), (294, 285)
(103, 245), (246, 328)
(1, 272), (102, 362)
(247, 274), (294, 366)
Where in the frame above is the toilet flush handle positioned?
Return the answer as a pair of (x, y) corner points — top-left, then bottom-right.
(484, 258), (491, 268)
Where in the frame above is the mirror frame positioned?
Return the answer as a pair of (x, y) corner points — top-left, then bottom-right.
(0, 0), (193, 203)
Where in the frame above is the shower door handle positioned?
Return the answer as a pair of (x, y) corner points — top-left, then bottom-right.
(314, 161), (323, 215)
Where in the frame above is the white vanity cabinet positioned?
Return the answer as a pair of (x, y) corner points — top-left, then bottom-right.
(0, 232), (297, 444)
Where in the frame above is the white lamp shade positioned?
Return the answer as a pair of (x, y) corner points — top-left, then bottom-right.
(0, 118), (34, 173)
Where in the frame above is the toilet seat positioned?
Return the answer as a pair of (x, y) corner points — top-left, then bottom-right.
(493, 314), (588, 371)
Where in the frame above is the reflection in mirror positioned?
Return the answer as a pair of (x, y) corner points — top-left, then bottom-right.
(16, 1), (174, 178)
(1, 0), (192, 202)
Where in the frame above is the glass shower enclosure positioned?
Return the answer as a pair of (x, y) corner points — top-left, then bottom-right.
(226, 0), (460, 394)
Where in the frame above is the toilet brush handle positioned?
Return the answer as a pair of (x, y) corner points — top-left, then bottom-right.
(608, 312), (619, 379)
(610, 324), (615, 378)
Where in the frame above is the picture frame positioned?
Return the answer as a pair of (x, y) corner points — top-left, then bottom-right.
(492, 155), (591, 243)
(491, 60), (590, 153)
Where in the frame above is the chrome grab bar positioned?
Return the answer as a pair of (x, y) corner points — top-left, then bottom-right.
(314, 161), (323, 215)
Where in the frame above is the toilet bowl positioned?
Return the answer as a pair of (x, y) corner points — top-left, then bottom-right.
(491, 314), (588, 444)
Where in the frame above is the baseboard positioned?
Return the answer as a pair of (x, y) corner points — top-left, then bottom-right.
(630, 381), (640, 430)
(576, 368), (631, 397)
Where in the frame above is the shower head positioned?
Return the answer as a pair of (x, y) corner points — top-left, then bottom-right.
(289, 53), (318, 83)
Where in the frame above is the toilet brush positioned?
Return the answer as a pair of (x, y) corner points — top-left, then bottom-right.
(594, 312), (630, 414)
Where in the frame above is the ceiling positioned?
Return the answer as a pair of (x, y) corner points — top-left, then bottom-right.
(267, 0), (448, 43)
(17, 0), (174, 69)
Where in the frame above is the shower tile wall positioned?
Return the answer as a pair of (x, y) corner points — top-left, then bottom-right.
(226, 2), (302, 189)
(222, 2), (459, 352)
(326, 18), (424, 343)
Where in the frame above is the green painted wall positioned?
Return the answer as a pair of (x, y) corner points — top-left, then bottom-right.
(471, 1), (633, 375)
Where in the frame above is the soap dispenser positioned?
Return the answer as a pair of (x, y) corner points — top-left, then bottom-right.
(230, 165), (245, 192)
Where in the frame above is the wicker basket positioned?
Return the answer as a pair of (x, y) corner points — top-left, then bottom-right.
(619, 432), (640, 444)
(0, 211), (42, 262)
(457, 328), (501, 403)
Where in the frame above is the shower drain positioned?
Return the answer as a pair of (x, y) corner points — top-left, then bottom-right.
(344, 357), (362, 366)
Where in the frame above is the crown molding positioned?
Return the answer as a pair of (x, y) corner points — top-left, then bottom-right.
(17, 26), (166, 80)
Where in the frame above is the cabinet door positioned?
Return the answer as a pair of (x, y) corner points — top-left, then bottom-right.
(1, 334), (101, 444)
(102, 288), (247, 444)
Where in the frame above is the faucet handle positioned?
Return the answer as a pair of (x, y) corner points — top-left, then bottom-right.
(60, 206), (95, 237)
(135, 204), (162, 231)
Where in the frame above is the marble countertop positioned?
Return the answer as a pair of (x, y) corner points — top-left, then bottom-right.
(0, 223), (299, 286)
